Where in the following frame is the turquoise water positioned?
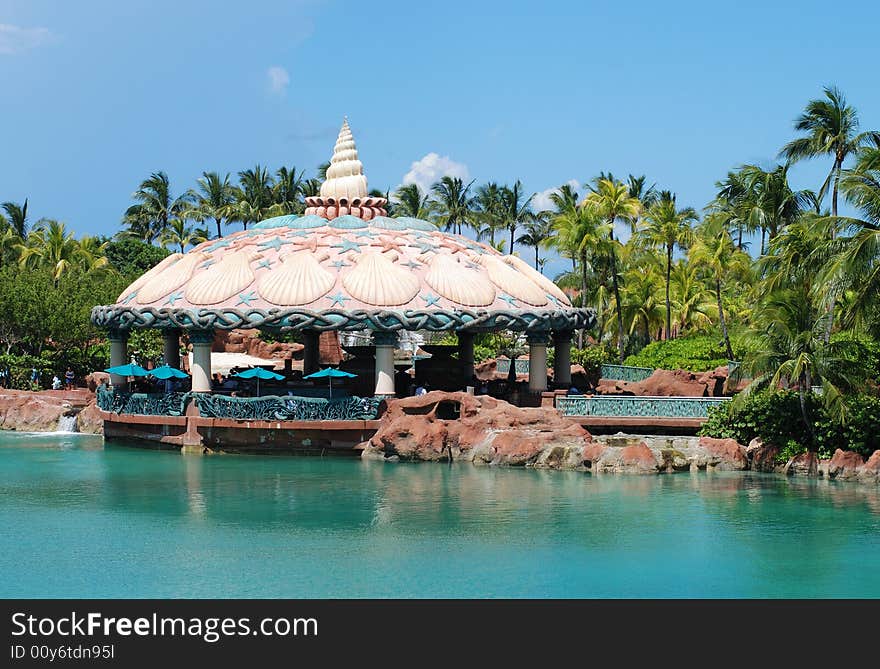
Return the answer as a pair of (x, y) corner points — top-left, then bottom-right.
(1, 432), (880, 598)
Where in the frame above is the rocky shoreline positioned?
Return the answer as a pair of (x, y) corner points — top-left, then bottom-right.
(361, 391), (880, 484)
(0, 389), (103, 434)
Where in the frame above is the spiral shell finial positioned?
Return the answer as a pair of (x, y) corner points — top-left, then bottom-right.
(320, 117), (369, 201)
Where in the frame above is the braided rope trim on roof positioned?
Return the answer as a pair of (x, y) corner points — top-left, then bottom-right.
(90, 305), (595, 334)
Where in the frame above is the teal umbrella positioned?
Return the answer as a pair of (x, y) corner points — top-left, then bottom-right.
(303, 367), (356, 399)
(232, 367), (285, 396)
(149, 365), (190, 380)
(105, 363), (150, 377)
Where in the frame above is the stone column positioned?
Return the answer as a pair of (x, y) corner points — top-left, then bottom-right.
(457, 331), (475, 386)
(108, 330), (128, 389)
(303, 330), (320, 377)
(189, 330), (214, 393)
(552, 330), (573, 389)
(373, 331), (398, 397)
(163, 329), (181, 368)
(527, 331), (550, 393)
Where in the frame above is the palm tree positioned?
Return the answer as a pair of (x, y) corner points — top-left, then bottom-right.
(191, 172), (237, 239)
(689, 216), (751, 360)
(616, 246), (666, 346)
(2, 199), (29, 238)
(739, 285), (861, 444)
(640, 192), (698, 339)
(516, 213), (555, 270)
(235, 165), (277, 230)
(18, 219), (79, 281)
(501, 180), (534, 254)
(583, 178), (641, 363)
(393, 184), (431, 219)
(123, 172), (190, 243)
(669, 260), (717, 335)
(160, 219), (201, 253)
(473, 182), (505, 245)
(780, 86), (878, 222)
(431, 176), (475, 234)
(274, 166), (306, 214)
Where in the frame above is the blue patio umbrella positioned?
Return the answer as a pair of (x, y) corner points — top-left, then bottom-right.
(105, 363), (150, 377)
(148, 365), (190, 380)
(232, 367), (285, 396)
(303, 367), (356, 399)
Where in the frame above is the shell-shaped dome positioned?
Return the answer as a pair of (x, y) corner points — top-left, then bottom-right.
(472, 254), (549, 306)
(342, 252), (420, 306)
(116, 253), (182, 302)
(137, 252), (207, 304)
(502, 254), (571, 306)
(185, 250), (257, 305)
(424, 254), (496, 306)
(258, 252), (335, 306)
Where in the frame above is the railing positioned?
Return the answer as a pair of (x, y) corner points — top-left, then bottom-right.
(556, 395), (731, 419)
(96, 387), (381, 421)
(191, 393), (381, 421)
(494, 358), (530, 374)
(600, 364), (655, 382)
(97, 387), (189, 416)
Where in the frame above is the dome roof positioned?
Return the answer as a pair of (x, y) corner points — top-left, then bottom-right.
(92, 214), (593, 334)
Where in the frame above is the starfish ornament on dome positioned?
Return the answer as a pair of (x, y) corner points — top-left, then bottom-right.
(165, 291), (184, 306)
(237, 291), (257, 306)
(327, 292), (351, 307)
(258, 237), (284, 252)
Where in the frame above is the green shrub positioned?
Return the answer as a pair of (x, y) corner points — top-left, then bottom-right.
(700, 389), (880, 458)
(623, 334), (731, 372)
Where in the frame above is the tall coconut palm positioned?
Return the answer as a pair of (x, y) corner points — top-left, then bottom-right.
(123, 172), (190, 243)
(192, 172), (237, 239)
(393, 183), (431, 219)
(640, 192), (698, 339)
(473, 182), (505, 245)
(501, 180), (534, 254)
(431, 176), (475, 235)
(2, 199), (29, 238)
(780, 86), (878, 221)
(516, 212), (555, 270)
(235, 165), (276, 230)
(274, 166), (306, 214)
(583, 178), (641, 363)
(689, 216), (751, 360)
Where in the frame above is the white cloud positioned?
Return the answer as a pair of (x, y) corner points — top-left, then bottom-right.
(0, 24), (51, 55)
(401, 153), (470, 194)
(266, 65), (290, 94)
(531, 179), (581, 212)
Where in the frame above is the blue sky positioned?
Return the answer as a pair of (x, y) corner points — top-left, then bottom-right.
(2, 0), (880, 278)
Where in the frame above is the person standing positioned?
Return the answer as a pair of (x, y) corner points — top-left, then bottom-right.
(64, 367), (75, 390)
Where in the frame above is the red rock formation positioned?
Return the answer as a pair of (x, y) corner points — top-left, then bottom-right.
(861, 450), (880, 481)
(691, 436), (749, 471)
(596, 368), (729, 397)
(361, 390), (592, 467)
(212, 329), (304, 360)
(784, 451), (819, 477)
(827, 449), (866, 481)
(85, 371), (110, 392)
(76, 400), (104, 434)
(0, 390), (78, 432)
(593, 441), (659, 475)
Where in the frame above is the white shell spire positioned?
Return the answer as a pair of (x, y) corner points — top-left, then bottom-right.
(320, 117), (369, 201)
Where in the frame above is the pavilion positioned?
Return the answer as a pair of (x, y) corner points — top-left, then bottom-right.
(91, 119), (594, 407)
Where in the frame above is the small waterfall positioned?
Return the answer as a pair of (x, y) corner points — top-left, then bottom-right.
(56, 413), (78, 433)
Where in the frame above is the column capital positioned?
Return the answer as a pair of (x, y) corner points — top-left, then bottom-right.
(372, 331), (398, 347)
(526, 331), (551, 346)
(187, 329), (215, 344)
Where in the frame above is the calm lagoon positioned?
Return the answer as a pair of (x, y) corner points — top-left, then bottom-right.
(1, 432), (879, 598)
